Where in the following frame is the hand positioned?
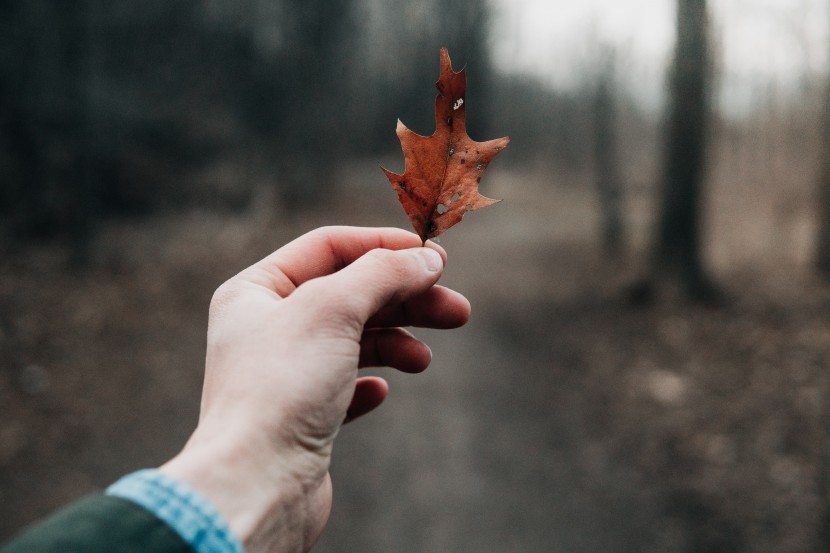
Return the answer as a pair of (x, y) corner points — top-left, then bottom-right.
(160, 226), (470, 553)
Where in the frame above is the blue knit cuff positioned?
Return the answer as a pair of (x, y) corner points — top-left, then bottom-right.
(106, 469), (246, 553)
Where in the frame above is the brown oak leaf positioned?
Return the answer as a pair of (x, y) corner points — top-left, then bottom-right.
(382, 48), (509, 243)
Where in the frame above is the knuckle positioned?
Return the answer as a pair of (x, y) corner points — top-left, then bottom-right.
(292, 279), (365, 332)
(364, 248), (412, 278)
(362, 247), (390, 264)
(361, 249), (421, 304)
(305, 225), (344, 244)
(209, 280), (241, 318)
(305, 226), (334, 240)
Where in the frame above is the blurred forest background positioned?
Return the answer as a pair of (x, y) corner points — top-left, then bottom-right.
(3, 0), (830, 551)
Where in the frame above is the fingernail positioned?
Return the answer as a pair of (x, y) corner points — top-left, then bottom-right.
(416, 248), (442, 272)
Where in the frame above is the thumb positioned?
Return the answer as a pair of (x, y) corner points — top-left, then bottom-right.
(289, 247), (444, 329)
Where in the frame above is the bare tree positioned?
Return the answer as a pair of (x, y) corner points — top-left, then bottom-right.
(817, 21), (830, 275)
(633, 0), (720, 304)
(592, 51), (624, 258)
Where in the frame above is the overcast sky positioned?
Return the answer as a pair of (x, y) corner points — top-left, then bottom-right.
(490, 0), (830, 114)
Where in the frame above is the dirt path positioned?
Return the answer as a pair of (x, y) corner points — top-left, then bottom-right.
(2, 165), (830, 552)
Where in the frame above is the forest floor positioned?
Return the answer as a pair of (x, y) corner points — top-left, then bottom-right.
(2, 161), (830, 552)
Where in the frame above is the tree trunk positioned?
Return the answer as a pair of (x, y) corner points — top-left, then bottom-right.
(654, 0), (719, 302)
(818, 149), (830, 275)
(817, 43), (830, 275)
(593, 54), (624, 258)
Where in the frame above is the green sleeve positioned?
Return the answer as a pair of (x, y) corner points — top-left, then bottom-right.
(1, 494), (193, 553)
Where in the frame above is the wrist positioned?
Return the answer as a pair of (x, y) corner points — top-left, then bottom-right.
(160, 424), (330, 553)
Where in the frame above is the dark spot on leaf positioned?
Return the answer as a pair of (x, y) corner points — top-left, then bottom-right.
(428, 221), (437, 233)
(422, 201), (427, 206)
(447, 117), (453, 126)
(437, 204), (449, 215)
(399, 181), (407, 191)
(460, 159), (465, 164)
(448, 148), (455, 156)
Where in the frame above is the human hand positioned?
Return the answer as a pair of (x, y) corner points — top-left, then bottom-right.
(160, 226), (470, 553)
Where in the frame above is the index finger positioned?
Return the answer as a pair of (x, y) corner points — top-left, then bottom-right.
(237, 226), (448, 296)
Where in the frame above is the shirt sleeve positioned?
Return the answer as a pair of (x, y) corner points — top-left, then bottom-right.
(0, 494), (193, 553)
(106, 469), (246, 553)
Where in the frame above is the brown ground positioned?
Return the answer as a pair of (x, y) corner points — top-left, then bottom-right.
(2, 156), (830, 552)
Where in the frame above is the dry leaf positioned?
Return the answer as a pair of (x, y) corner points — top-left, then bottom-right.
(382, 48), (509, 243)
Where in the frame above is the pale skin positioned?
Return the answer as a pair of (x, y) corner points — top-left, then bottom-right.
(160, 226), (471, 553)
